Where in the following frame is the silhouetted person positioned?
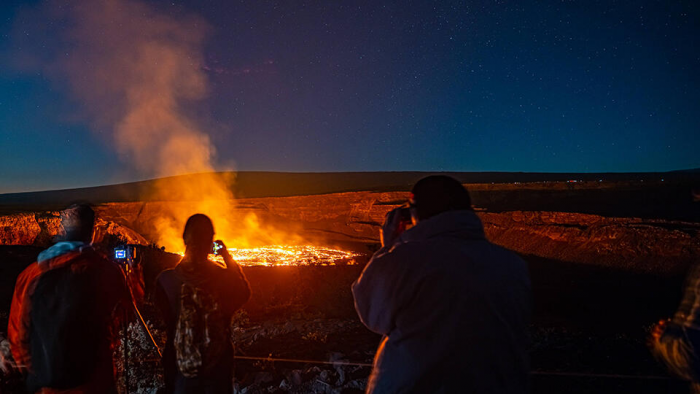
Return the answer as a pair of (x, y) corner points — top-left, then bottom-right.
(649, 187), (700, 393)
(352, 176), (531, 393)
(155, 214), (251, 394)
(8, 203), (130, 394)
(650, 263), (700, 393)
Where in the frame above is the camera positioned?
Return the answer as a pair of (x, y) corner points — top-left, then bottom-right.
(114, 245), (134, 261)
(112, 244), (144, 303)
(113, 245), (138, 268)
(114, 248), (127, 259)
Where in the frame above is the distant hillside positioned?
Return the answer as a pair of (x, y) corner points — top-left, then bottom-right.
(670, 168), (700, 174)
(0, 170), (698, 213)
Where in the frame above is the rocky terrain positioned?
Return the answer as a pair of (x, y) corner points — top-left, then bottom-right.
(2, 190), (698, 274)
(0, 211), (147, 247)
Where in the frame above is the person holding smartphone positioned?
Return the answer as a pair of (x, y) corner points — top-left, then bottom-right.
(155, 214), (251, 394)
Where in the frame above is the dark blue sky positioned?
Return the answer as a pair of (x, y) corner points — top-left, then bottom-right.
(1, 0), (698, 192)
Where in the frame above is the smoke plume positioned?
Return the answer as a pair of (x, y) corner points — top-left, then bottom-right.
(22, 0), (213, 176)
(12, 0), (281, 251)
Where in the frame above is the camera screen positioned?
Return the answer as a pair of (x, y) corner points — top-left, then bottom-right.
(115, 249), (127, 259)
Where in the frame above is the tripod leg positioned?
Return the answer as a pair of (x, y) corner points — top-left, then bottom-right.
(132, 301), (162, 358)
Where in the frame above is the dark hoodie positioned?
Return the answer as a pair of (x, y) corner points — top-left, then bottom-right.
(155, 256), (250, 394)
(352, 210), (531, 394)
(9, 242), (129, 394)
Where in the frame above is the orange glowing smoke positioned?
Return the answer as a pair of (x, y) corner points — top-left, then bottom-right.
(15, 0), (305, 251)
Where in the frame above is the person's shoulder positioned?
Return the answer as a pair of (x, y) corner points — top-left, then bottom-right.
(395, 235), (444, 255)
(371, 241), (428, 267)
(391, 240), (429, 254)
(79, 247), (124, 274)
(156, 267), (176, 280)
(76, 246), (111, 264)
(156, 267), (181, 287)
(488, 242), (525, 261)
(19, 261), (41, 275)
(16, 261), (42, 286)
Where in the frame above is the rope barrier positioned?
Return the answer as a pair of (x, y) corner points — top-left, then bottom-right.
(234, 355), (373, 367)
(233, 355), (673, 380)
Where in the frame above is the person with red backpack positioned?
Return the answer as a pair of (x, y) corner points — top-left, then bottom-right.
(8, 203), (131, 394)
(155, 214), (251, 394)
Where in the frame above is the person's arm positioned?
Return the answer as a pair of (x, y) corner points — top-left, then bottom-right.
(215, 241), (252, 313)
(352, 246), (414, 335)
(351, 206), (415, 335)
(7, 263), (41, 372)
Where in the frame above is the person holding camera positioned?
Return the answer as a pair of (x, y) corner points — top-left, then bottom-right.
(648, 187), (700, 393)
(8, 203), (131, 394)
(649, 263), (700, 393)
(155, 214), (251, 394)
(352, 176), (532, 393)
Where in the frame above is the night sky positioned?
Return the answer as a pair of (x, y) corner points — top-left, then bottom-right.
(0, 0), (698, 193)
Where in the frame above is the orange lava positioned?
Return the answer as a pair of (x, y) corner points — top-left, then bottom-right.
(179, 245), (360, 267)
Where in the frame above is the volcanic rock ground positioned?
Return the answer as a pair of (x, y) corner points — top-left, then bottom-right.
(1, 181), (700, 393)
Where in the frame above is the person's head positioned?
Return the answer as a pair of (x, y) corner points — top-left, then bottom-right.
(60, 203), (95, 243)
(409, 175), (472, 224)
(182, 213), (215, 257)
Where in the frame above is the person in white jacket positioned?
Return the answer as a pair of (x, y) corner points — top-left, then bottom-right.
(352, 175), (531, 394)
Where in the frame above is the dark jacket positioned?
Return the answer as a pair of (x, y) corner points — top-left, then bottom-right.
(155, 256), (251, 394)
(650, 263), (700, 382)
(9, 242), (130, 394)
(352, 210), (532, 394)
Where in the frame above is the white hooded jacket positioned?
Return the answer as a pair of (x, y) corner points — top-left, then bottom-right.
(352, 210), (531, 394)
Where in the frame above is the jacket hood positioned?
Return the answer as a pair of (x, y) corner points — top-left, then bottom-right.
(37, 241), (85, 265)
(397, 209), (485, 244)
